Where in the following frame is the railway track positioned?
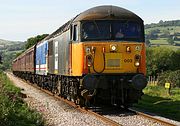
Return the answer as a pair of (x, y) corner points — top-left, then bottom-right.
(7, 72), (179, 126)
(29, 81), (121, 126)
(128, 108), (177, 126)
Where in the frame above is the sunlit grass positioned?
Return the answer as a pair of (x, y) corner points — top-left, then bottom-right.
(0, 72), (44, 126)
(150, 39), (168, 45)
(134, 85), (180, 121)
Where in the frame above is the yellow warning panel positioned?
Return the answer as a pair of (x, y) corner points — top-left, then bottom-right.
(105, 53), (122, 69)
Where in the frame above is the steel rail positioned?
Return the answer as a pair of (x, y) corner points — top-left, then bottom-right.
(128, 108), (177, 126)
(8, 73), (177, 126)
(33, 85), (121, 126)
(8, 73), (121, 126)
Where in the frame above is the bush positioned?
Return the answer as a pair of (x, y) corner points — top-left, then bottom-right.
(146, 47), (180, 76)
(0, 73), (44, 126)
(157, 70), (180, 88)
(167, 37), (174, 45)
(146, 47), (174, 76)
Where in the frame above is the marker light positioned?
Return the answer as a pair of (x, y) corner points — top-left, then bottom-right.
(110, 44), (117, 52)
(102, 47), (105, 53)
(126, 46), (131, 53)
(91, 46), (96, 53)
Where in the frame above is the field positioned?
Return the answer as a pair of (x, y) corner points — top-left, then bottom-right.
(145, 26), (180, 35)
(149, 39), (180, 50)
(133, 85), (180, 121)
(145, 23), (180, 50)
(0, 72), (44, 126)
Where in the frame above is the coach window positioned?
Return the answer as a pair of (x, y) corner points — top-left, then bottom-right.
(73, 25), (78, 41)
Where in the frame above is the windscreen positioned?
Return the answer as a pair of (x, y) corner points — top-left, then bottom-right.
(81, 20), (144, 42)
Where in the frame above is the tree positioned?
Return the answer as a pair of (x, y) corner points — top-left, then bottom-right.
(145, 39), (151, 47)
(159, 20), (163, 24)
(0, 51), (17, 71)
(0, 54), (2, 64)
(157, 70), (180, 88)
(167, 37), (174, 45)
(163, 30), (170, 37)
(25, 34), (49, 49)
(146, 47), (175, 76)
(170, 49), (180, 70)
(146, 30), (159, 40)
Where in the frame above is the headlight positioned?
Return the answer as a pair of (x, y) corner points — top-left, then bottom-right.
(112, 45), (116, 51)
(135, 61), (140, 67)
(135, 54), (141, 60)
(110, 44), (117, 52)
(126, 46), (131, 53)
(86, 55), (93, 67)
(134, 54), (141, 67)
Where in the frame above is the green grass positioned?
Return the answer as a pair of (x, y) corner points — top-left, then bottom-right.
(150, 39), (168, 45)
(133, 85), (180, 121)
(175, 41), (180, 44)
(0, 72), (44, 126)
(159, 44), (180, 50)
(150, 44), (180, 51)
(149, 39), (180, 50)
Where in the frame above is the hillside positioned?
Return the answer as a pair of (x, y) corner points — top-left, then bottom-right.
(145, 20), (180, 49)
(0, 39), (22, 45)
(0, 34), (47, 71)
(0, 39), (25, 52)
(0, 39), (25, 71)
(145, 20), (180, 28)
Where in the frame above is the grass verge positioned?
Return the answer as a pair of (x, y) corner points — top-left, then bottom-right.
(0, 72), (44, 126)
(133, 85), (180, 121)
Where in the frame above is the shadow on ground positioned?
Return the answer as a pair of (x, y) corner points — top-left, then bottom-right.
(133, 94), (180, 121)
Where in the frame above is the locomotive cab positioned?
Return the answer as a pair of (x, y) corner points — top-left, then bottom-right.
(71, 6), (147, 106)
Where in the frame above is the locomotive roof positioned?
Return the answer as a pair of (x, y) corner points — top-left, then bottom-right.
(74, 5), (143, 22)
(48, 5), (143, 38)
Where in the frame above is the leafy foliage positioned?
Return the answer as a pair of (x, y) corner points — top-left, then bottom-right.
(146, 47), (178, 76)
(0, 34), (49, 71)
(6, 43), (25, 51)
(0, 39), (24, 52)
(146, 47), (180, 87)
(25, 34), (48, 49)
(167, 37), (174, 45)
(145, 39), (151, 47)
(0, 72), (44, 126)
(0, 51), (18, 71)
(157, 70), (180, 88)
(146, 30), (158, 40)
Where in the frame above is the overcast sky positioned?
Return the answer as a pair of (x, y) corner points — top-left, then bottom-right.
(0, 0), (179, 41)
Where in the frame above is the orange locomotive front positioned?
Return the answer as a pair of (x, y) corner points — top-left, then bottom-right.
(70, 6), (147, 106)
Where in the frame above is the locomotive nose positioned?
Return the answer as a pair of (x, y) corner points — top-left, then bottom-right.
(132, 74), (147, 90)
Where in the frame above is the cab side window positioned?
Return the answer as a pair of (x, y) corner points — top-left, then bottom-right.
(73, 25), (78, 41)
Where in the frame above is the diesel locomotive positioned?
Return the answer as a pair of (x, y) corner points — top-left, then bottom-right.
(12, 5), (147, 107)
